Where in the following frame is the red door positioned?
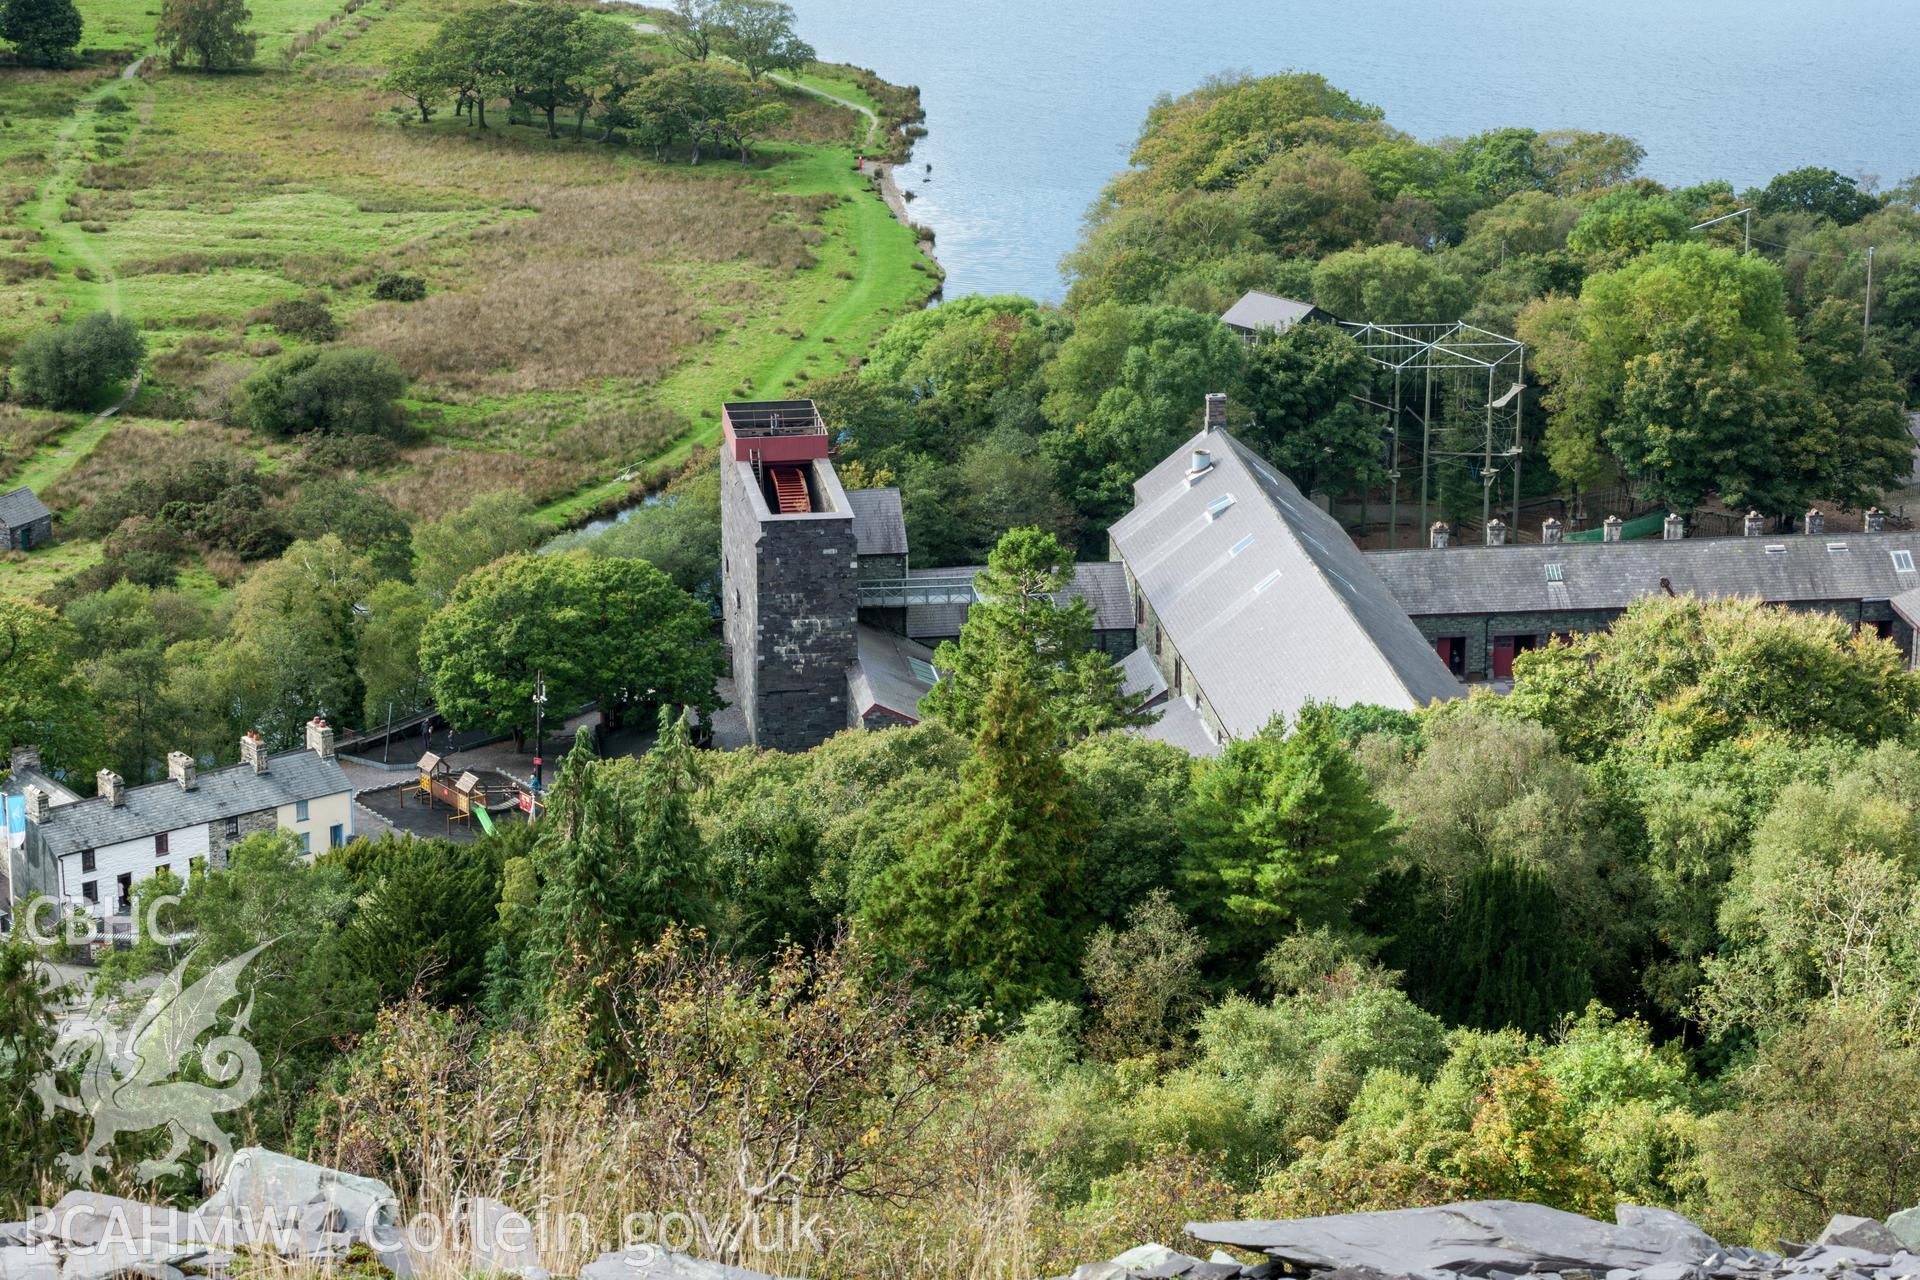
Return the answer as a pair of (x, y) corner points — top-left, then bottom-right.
(1491, 636), (1517, 679)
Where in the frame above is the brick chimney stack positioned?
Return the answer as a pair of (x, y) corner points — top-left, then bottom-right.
(1541, 518), (1563, 545)
(1744, 511), (1767, 537)
(241, 731), (270, 775)
(1603, 516), (1624, 543)
(306, 717), (336, 760)
(1203, 392), (1228, 433)
(1867, 507), (1887, 533)
(1430, 522), (1450, 549)
(1805, 508), (1825, 536)
(96, 769), (124, 807)
(1663, 512), (1685, 541)
(23, 785), (49, 824)
(167, 751), (197, 792)
(1485, 519), (1508, 547)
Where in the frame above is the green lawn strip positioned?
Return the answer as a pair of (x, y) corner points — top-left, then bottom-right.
(0, 538), (103, 595)
(6, 409), (120, 493)
(18, 71), (136, 319)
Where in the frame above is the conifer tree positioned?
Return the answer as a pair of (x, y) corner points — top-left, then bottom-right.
(920, 526), (1138, 741)
(863, 670), (1090, 1013)
(529, 714), (708, 1033)
(1179, 704), (1396, 974)
(1434, 859), (1590, 1035)
(0, 921), (77, 1214)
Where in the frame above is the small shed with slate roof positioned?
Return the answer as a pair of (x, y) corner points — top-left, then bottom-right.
(0, 486), (52, 551)
(1368, 530), (1920, 679)
(847, 487), (909, 580)
(1110, 424), (1461, 750)
(1219, 290), (1336, 342)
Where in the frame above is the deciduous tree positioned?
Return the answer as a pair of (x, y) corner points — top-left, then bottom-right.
(157, 0), (254, 69)
(0, 0), (81, 67)
(10, 312), (144, 411)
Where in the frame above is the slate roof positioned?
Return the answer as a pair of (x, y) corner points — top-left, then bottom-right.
(0, 486), (51, 530)
(1109, 427), (1461, 740)
(903, 560), (1134, 641)
(1894, 585), (1920, 629)
(1220, 290), (1320, 334)
(1138, 696), (1221, 757)
(1117, 646), (1168, 706)
(847, 625), (939, 722)
(1367, 533), (1920, 617)
(846, 487), (908, 558)
(30, 750), (352, 858)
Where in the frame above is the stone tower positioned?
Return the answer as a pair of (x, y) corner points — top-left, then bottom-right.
(718, 400), (859, 750)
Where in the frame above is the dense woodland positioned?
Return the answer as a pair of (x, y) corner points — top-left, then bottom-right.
(7, 61), (1920, 1280)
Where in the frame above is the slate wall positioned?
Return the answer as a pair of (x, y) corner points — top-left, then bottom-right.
(1406, 597), (1898, 678)
(721, 458), (857, 752)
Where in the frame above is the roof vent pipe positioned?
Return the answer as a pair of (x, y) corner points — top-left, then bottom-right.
(1188, 449), (1213, 478)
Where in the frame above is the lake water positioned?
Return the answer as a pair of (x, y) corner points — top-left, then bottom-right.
(789, 0), (1920, 303)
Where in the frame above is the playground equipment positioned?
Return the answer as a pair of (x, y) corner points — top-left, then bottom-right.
(412, 755), (522, 835)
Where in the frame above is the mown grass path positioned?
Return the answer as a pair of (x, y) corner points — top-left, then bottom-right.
(20, 60), (152, 319)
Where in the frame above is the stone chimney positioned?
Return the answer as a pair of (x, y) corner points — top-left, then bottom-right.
(96, 769), (124, 807)
(1485, 519), (1508, 547)
(1603, 515), (1624, 543)
(1805, 508), (1825, 536)
(23, 784), (49, 824)
(1867, 507), (1887, 533)
(1744, 510), (1767, 537)
(241, 731), (270, 775)
(1663, 512), (1685, 541)
(1203, 392), (1227, 434)
(167, 750), (197, 792)
(10, 745), (41, 776)
(1430, 522), (1451, 549)
(306, 717), (336, 761)
(1541, 518), (1563, 545)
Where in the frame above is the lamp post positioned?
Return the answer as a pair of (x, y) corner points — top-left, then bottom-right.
(532, 671), (548, 792)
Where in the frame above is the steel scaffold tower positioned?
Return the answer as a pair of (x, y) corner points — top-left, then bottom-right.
(1339, 321), (1527, 547)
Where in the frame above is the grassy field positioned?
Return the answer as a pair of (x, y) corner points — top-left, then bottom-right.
(0, 0), (937, 592)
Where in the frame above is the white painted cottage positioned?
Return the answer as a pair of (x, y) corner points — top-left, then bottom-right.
(7, 719), (354, 936)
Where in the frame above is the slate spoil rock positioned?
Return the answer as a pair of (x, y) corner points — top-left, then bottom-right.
(1063, 1202), (1920, 1280)
(1186, 1201), (1720, 1276)
(578, 1248), (794, 1280)
(1818, 1221), (1908, 1257)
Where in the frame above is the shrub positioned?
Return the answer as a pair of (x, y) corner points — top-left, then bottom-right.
(10, 311), (145, 410)
(258, 297), (338, 341)
(372, 271), (426, 302)
(243, 346), (409, 438)
(94, 93), (130, 114)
